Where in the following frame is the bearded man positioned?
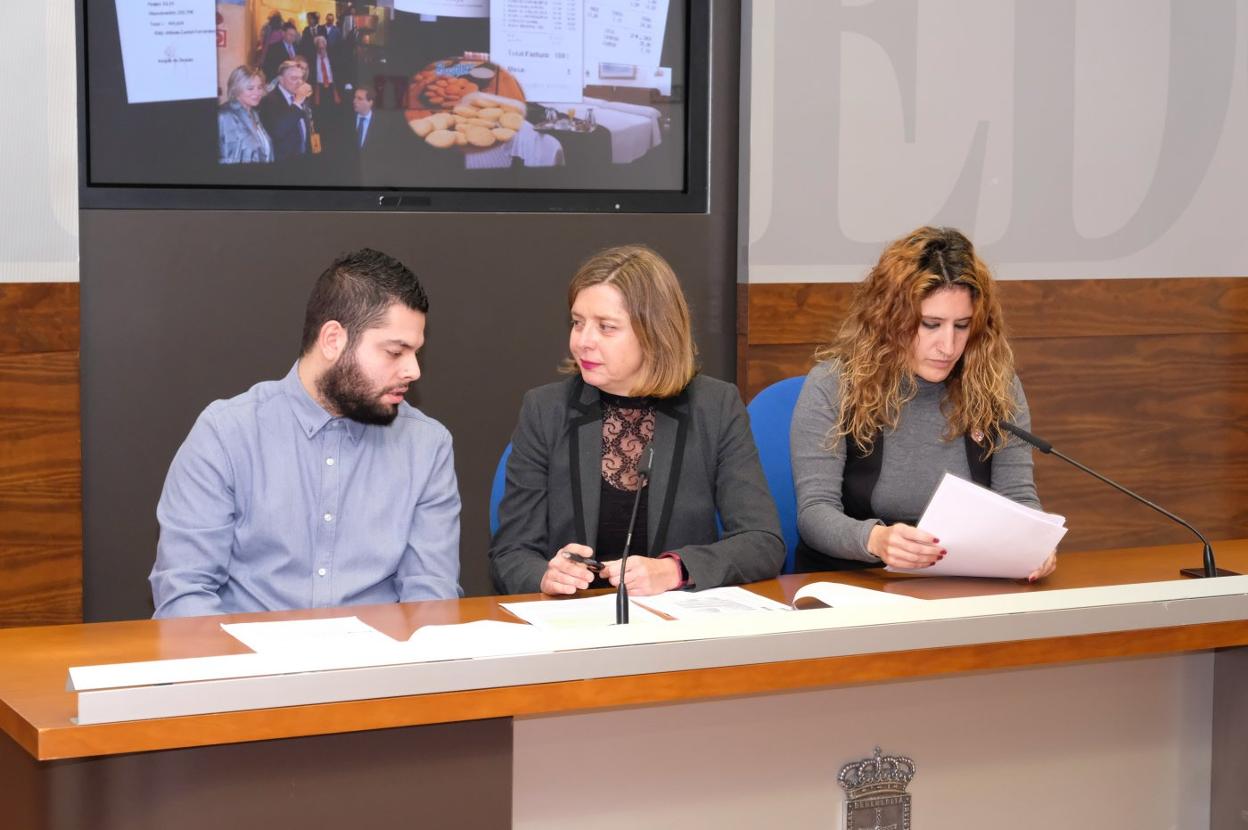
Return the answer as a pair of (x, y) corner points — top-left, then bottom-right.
(150, 248), (461, 617)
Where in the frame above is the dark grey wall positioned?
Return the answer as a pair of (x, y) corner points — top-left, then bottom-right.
(81, 5), (741, 622)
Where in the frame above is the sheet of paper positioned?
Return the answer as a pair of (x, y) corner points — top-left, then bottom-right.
(633, 586), (790, 619)
(401, 619), (554, 659)
(221, 616), (397, 655)
(393, 0), (488, 17)
(115, 0), (217, 103)
(888, 472), (1069, 579)
(71, 622), (552, 691)
(792, 582), (924, 610)
(490, 0), (585, 102)
(584, 0), (670, 70)
(500, 593), (665, 628)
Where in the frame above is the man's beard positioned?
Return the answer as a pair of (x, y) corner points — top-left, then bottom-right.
(317, 351), (402, 426)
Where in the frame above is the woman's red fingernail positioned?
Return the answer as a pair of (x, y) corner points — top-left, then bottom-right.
(932, 538), (940, 544)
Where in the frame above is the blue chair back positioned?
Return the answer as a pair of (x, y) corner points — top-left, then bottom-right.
(746, 376), (806, 573)
(488, 443), (513, 536)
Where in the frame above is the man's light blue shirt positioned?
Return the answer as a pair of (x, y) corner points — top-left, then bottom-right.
(151, 363), (462, 618)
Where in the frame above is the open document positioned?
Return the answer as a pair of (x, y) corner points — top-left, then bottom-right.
(790, 583), (923, 610)
(635, 585), (918, 618)
(634, 586), (790, 618)
(888, 472), (1068, 579)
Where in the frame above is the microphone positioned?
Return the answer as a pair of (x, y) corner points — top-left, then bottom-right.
(616, 444), (654, 624)
(1002, 422), (1233, 578)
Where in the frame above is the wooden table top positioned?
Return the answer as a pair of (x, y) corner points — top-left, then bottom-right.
(3, 539), (1247, 762)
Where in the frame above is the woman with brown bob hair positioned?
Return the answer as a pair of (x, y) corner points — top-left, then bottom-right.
(790, 227), (1056, 580)
(490, 245), (783, 596)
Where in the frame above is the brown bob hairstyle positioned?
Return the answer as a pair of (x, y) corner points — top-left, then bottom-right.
(562, 245), (698, 398)
(817, 226), (1017, 454)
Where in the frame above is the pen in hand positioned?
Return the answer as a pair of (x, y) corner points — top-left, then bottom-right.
(563, 551), (604, 574)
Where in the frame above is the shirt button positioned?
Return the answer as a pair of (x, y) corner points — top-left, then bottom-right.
(326, 457), (335, 466)
(318, 568), (327, 577)
(323, 513), (333, 522)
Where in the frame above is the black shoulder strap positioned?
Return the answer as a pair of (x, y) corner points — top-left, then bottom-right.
(963, 434), (992, 488)
(844, 431), (992, 522)
(841, 431), (883, 522)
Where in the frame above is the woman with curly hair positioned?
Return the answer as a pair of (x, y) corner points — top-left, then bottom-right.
(790, 226), (1056, 581)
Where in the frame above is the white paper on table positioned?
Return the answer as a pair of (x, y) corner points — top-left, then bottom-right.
(888, 472), (1068, 579)
(792, 582), (924, 609)
(400, 619), (555, 659)
(115, 0), (217, 104)
(393, 0), (488, 17)
(500, 593), (665, 628)
(633, 586), (790, 619)
(221, 616), (397, 655)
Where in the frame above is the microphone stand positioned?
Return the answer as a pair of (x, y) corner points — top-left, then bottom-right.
(616, 447), (654, 625)
(1002, 423), (1233, 579)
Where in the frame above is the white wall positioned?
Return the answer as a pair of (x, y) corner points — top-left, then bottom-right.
(0, 0), (78, 283)
(516, 654), (1213, 829)
(744, 0), (1248, 282)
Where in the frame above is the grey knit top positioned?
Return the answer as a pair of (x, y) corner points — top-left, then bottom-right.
(790, 360), (1040, 562)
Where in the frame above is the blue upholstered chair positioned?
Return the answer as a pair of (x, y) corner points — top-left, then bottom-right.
(488, 443), (513, 536)
(746, 376), (806, 573)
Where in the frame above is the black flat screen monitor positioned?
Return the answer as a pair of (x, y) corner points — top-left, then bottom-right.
(79, 1), (708, 212)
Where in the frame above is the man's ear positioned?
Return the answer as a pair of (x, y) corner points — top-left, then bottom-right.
(318, 320), (348, 362)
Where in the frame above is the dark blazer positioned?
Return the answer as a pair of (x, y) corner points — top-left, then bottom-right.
(489, 375), (784, 594)
(258, 87), (309, 161)
(262, 41), (298, 85)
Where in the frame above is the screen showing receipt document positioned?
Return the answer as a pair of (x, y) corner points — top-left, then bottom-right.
(490, 0), (585, 102)
(115, 0), (217, 104)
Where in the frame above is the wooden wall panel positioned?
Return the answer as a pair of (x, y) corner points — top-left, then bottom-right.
(743, 278), (1248, 554)
(0, 284), (81, 627)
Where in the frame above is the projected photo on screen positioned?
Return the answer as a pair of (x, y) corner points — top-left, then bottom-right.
(84, 0), (694, 203)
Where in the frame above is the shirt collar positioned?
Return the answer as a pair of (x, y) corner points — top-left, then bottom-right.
(281, 361), (367, 443)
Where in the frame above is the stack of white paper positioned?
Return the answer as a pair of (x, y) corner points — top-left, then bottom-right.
(888, 472), (1068, 579)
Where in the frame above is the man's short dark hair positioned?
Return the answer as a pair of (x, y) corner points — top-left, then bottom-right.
(300, 248), (429, 354)
(282, 21), (297, 32)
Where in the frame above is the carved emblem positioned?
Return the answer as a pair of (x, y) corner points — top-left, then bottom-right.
(838, 747), (915, 830)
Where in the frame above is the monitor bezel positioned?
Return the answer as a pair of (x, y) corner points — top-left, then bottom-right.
(75, 1), (711, 214)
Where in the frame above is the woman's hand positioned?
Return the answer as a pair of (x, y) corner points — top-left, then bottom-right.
(867, 523), (944, 569)
(1027, 551), (1057, 583)
(539, 544), (596, 596)
(601, 556), (681, 596)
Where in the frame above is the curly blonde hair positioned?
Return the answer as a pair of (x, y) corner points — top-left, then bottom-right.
(816, 226), (1017, 455)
